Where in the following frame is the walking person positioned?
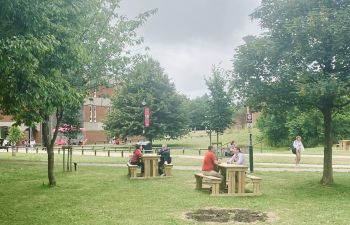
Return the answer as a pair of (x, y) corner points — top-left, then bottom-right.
(293, 136), (304, 166)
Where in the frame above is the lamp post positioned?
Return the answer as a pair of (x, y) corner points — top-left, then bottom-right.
(142, 99), (151, 154)
(142, 99), (147, 136)
(247, 107), (254, 173)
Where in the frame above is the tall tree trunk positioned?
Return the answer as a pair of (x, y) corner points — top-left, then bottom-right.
(11, 146), (16, 156)
(209, 130), (212, 146)
(320, 107), (333, 186)
(42, 117), (56, 186)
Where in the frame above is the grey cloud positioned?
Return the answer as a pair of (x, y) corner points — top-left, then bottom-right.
(118, 0), (261, 98)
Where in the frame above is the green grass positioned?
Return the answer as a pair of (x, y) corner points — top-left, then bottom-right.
(1, 156), (350, 225)
(1, 127), (350, 224)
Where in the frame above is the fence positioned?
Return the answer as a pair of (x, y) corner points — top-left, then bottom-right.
(1, 145), (226, 158)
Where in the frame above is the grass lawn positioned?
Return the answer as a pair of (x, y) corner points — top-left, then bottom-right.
(1, 154), (350, 225)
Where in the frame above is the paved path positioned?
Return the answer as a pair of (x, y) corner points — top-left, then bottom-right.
(69, 162), (350, 173)
(3, 149), (350, 172)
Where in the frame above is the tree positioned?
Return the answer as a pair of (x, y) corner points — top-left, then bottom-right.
(58, 105), (84, 144)
(205, 66), (233, 146)
(187, 95), (210, 131)
(232, 0), (350, 185)
(7, 126), (24, 156)
(104, 58), (189, 143)
(0, 0), (153, 186)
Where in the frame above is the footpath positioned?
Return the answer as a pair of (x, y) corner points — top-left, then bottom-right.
(2, 149), (350, 172)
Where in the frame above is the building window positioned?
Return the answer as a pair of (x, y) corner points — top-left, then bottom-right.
(89, 105), (93, 122)
(93, 106), (97, 122)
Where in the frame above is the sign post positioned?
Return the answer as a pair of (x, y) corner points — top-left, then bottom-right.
(247, 111), (254, 173)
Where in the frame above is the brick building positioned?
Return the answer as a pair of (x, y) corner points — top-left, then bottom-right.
(82, 86), (114, 144)
(0, 86), (114, 145)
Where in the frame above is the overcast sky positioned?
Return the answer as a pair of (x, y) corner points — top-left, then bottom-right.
(119, 0), (262, 99)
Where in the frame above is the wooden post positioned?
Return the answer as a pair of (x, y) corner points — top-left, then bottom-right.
(66, 148), (70, 171)
(70, 148), (73, 172)
(82, 149), (84, 155)
(36, 147), (38, 153)
(26, 147), (28, 153)
(108, 150), (110, 157)
(199, 149), (201, 155)
(182, 148), (185, 155)
(94, 150), (96, 156)
(121, 150), (124, 157)
(63, 147), (65, 171)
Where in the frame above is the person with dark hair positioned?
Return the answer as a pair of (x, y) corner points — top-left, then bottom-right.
(130, 144), (144, 174)
(227, 146), (245, 165)
(158, 144), (172, 175)
(202, 145), (223, 179)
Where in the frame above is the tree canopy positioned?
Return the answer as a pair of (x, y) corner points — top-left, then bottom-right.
(232, 0), (350, 185)
(206, 66), (233, 144)
(187, 95), (210, 131)
(104, 58), (189, 142)
(0, 0), (153, 185)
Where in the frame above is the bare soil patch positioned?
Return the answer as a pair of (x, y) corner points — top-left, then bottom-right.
(185, 208), (268, 223)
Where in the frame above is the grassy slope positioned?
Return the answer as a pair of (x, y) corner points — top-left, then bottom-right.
(1, 127), (350, 224)
(0, 159), (349, 225)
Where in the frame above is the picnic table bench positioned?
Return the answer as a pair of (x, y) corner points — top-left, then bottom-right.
(162, 163), (173, 176)
(127, 162), (138, 178)
(194, 173), (221, 195)
(246, 174), (262, 195)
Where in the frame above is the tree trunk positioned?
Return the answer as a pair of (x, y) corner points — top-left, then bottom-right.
(320, 107), (333, 186)
(11, 146), (16, 156)
(216, 133), (219, 149)
(209, 130), (212, 146)
(42, 118), (56, 186)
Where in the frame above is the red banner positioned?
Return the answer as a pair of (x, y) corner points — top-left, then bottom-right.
(144, 107), (150, 127)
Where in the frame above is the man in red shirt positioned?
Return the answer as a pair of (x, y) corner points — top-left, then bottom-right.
(130, 144), (144, 174)
(202, 145), (223, 179)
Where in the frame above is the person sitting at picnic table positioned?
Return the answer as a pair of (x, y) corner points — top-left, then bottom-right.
(227, 146), (245, 165)
(130, 144), (144, 174)
(158, 144), (172, 175)
(202, 145), (223, 179)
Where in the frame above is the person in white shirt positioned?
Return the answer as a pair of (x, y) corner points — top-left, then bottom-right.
(227, 146), (245, 165)
(293, 136), (305, 166)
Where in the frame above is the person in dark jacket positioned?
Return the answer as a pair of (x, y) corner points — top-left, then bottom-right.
(158, 144), (172, 175)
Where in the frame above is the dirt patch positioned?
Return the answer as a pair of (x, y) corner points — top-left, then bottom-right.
(185, 208), (268, 223)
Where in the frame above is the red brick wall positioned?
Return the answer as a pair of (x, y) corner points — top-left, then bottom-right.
(83, 105), (109, 123)
(88, 86), (115, 98)
(0, 114), (13, 122)
(85, 131), (108, 144)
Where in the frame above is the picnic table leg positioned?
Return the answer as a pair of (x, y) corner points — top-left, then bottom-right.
(238, 171), (245, 193)
(152, 159), (158, 177)
(227, 171), (235, 194)
(144, 159), (150, 177)
(195, 176), (203, 189)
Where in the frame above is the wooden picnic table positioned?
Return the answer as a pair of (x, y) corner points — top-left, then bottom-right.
(217, 164), (248, 194)
(339, 140), (350, 151)
(142, 154), (160, 178)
